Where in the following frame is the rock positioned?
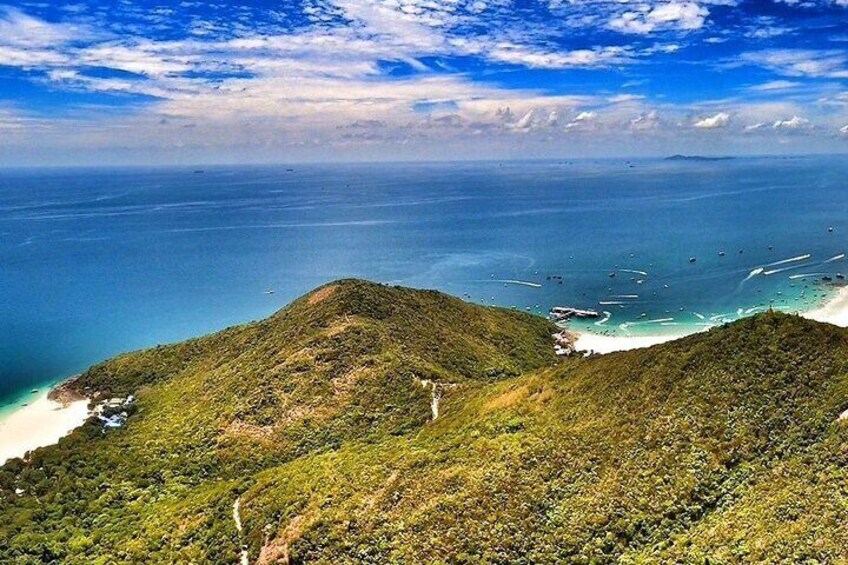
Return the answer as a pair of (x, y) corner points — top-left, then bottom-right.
(549, 307), (600, 321)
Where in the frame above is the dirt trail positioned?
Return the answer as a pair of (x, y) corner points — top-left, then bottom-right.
(234, 497), (249, 565)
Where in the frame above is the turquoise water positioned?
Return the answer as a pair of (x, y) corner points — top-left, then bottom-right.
(1, 157), (847, 407)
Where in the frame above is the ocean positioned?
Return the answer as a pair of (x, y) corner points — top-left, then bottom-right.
(1, 156), (847, 410)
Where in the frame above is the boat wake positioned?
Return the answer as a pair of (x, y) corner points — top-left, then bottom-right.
(492, 279), (542, 288)
(765, 254), (811, 267)
(742, 267), (764, 282)
(742, 254), (812, 283)
(763, 264), (807, 276)
(629, 317), (675, 326)
(595, 311), (612, 326)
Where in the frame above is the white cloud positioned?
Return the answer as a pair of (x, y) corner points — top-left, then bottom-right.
(608, 94), (645, 103)
(772, 115), (811, 129)
(775, 0), (848, 7)
(0, 7), (90, 48)
(0, 45), (69, 67)
(747, 80), (801, 91)
(742, 49), (848, 78)
(0, 7), (91, 68)
(693, 112), (730, 128)
(609, 2), (710, 34)
(78, 42), (195, 76)
(564, 110), (597, 130)
(630, 110), (660, 131)
(511, 109), (536, 130)
(454, 39), (632, 69)
(744, 16), (794, 39)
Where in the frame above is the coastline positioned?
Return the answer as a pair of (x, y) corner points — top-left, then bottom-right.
(0, 287), (846, 463)
(574, 284), (848, 355)
(802, 285), (848, 327)
(574, 331), (684, 354)
(0, 377), (90, 465)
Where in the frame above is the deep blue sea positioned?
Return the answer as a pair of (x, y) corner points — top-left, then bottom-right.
(2, 157), (847, 409)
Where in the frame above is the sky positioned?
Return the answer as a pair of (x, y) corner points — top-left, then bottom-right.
(0, 0), (847, 164)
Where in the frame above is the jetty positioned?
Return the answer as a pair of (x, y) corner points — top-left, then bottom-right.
(549, 306), (601, 321)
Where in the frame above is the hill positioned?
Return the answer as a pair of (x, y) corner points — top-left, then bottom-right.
(1, 280), (847, 564)
(664, 155), (735, 162)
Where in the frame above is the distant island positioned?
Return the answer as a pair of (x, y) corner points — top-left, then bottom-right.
(664, 154), (736, 161)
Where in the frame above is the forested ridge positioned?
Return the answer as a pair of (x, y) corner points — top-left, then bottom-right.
(1, 279), (847, 564)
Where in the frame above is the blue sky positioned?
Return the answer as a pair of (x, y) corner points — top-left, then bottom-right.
(0, 0), (847, 164)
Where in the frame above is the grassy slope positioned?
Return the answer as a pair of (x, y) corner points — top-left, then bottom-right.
(1, 280), (847, 564)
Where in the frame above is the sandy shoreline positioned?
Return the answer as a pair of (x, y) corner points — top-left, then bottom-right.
(574, 285), (848, 355)
(802, 285), (848, 327)
(574, 332), (685, 354)
(0, 383), (90, 465)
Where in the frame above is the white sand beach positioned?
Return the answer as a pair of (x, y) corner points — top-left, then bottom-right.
(0, 390), (90, 465)
(575, 285), (848, 355)
(803, 285), (848, 328)
(574, 332), (681, 355)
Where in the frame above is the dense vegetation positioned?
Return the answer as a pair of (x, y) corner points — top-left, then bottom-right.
(1, 279), (847, 564)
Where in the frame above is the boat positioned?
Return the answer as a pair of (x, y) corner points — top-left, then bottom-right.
(264, 289), (276, 295)
(689, 257), (697, 263)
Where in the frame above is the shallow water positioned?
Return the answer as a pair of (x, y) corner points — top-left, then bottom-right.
(1, 157), (847, 406)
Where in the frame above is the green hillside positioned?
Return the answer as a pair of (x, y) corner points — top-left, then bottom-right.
(1, 280), (847, 564)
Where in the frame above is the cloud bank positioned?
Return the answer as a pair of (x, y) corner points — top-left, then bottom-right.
(0, 0), (846, 163)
